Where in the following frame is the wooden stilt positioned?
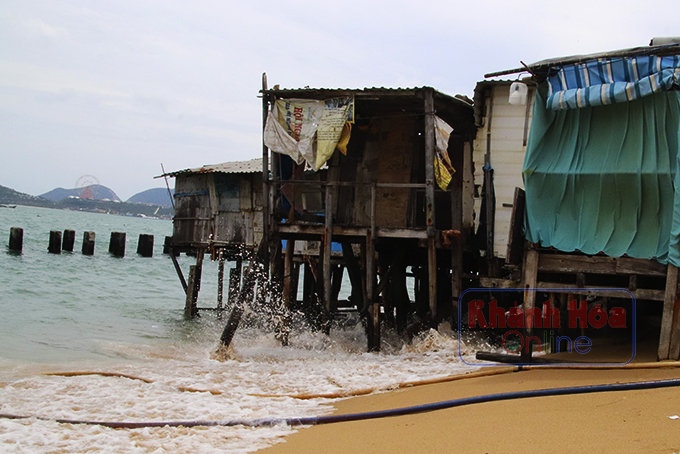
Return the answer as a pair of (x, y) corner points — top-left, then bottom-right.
(217, 251), (225, 311)
(427, 236), (437, 326)
(659, 264), (679, 360)
(323, 184), (333, 315)
(521, 246), (539, 362)
(283, 239), (295, 309)
(184, 265), (197, 319)
(366, 231), (379, 352)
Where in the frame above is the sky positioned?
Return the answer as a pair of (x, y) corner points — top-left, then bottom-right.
(1, 1), (678, 200)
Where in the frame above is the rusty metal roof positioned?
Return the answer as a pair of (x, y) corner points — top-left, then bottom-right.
(262, 86), (473, 106)
(159, 158), (264, 178)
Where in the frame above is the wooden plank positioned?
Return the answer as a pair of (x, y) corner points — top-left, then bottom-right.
(505, 187), (525, 266)
(535, 282), (663, 301)
(538, 253), (667, 277)
(658, 265), (678, 360)
(275, 224), (428, 239)
(616, 257), (667, 276)
(538, 254), (617, 274)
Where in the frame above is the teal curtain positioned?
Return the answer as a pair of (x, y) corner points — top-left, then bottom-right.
(523, 84), (680, 265)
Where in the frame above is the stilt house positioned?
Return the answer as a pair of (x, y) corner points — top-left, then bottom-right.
(162, 158), (264, 317)
(260, 85), (476, 350)
(476, 38), (680, 360)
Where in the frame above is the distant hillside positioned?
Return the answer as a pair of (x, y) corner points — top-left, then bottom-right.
(127, 188), (174, 207)
(0, 185), (55, 207)
(40, 185), (121, 202)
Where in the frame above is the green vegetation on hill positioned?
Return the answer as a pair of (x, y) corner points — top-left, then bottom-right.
(0, 184), (173, 219)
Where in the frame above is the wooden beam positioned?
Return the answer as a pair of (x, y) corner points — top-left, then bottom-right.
(534, 282), (662, 301)
(538, 254), (667, 277)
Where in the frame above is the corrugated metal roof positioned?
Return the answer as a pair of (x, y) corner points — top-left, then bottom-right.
(262, 86), (473, 107)
(485, 41), (680, 78)
(161, 158), (264, 178)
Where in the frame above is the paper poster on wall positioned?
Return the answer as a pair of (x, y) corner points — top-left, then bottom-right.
(264, 97), (354, 170)
(434, 116), (455, 190)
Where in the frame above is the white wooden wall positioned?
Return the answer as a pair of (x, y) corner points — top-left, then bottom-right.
(473, 83), (535, 259)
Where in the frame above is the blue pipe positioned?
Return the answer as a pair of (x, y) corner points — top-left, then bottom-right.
(3, 378), (680, 429)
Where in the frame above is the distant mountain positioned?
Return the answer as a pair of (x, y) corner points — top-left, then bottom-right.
(0, 185), (54, 207)
(39, 185), (121, 202)
(127, 188), (174, 207)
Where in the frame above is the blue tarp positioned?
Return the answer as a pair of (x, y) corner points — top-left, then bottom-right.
(546, 55), (680, 110)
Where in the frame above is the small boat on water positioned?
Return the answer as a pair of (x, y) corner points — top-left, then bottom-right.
(0, 204), (17, 208)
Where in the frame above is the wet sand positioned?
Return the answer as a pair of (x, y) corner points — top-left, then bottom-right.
(259, 342), (680, 454)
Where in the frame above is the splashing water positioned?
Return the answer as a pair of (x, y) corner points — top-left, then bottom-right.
(0, 206), (484, 453)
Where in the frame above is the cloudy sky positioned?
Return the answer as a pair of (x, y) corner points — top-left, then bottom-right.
(1, 1), (678, 200)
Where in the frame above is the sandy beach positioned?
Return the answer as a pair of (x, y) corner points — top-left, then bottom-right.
(259, 343), (680, 454)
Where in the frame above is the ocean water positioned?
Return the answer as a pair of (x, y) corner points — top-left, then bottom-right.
(0, 206), (480, 453)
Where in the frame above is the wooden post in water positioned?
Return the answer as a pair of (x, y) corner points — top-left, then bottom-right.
(48, 230), (62, 254)
(82, 231), (95, 255)
(184, 265), (198, 319)
(217, 251), (225, 311)
(163, 236), (176, 255)
(62, 229), (75, 252)
(9, 227), (23, 252)
(109, 232), (126, 257)
(137, 234), (154, 257)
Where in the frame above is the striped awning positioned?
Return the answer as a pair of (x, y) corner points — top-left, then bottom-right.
(546, 55), (680, 110)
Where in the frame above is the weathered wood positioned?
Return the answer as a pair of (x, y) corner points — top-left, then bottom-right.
(535, 282), (663, 301)
(137, 234), (154, 257)
(423, 88), (436, 232)
(478, 277), (522, 288)
(217, 253), (225, 311)
(522, 247), (539, 335)
(476, 351), (569, 364)
(276, 223), (428, 239)
(282, 239), (295, 309)
(366, 231), (379, 351)
(48, 230), (62, 254)
(505, 188), (526, 265)
(184, 265), (197, 319)
(219, 241), (267, 348)
(82, 231), (95, 255)
(323, 184), (333, 313)
(170, 249), (188, 293)
(109, 232), (125, 257)
(659, 265), (679, 360)
(427, 236), (437, 325)
(669, 285), (680, 360)
(9, 227), (23, 252)
(538, 254), (667, 277)
(62, 229), (75, 252)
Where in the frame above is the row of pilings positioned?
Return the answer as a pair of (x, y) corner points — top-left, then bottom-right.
(7, 227), (159, 257)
